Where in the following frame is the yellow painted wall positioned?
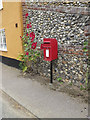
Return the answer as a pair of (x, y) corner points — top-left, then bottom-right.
(0, 2), (23, 60)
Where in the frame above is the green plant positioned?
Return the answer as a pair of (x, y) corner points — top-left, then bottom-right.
(86, 70), (88, 86)
(18, 13), (40, 72)
(80, 84), (86, 90)
(83, 41), (88, 52)
(69, 81), (73, 86)
(57, 77), (63, 83)
(84, 67), (89, 90)
(83, 41), (88, 90)
(60, 82), (63, 84)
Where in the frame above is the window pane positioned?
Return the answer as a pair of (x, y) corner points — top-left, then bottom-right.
(0, 31), (1, 43)
(1, 38), (2, 44)
(0, 31), (1, 36)
(3, 37), (6, 44)
(0, 44), (1, 49)
(1, 44), (3, 49)
(0, 29), (7, 51)
(0, 0), (3, 10)
(3, 44), (6, 49)
(5, 44), (7, 49)
(0, 36), (1, 44)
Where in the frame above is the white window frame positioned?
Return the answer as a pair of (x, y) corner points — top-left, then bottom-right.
(0, 0), (3, 10)
(0, 29), (7, 51)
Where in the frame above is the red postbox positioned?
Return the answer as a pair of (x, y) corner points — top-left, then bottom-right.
(41, 38), (58, 61)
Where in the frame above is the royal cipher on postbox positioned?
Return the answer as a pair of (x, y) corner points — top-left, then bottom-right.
(41, 38), (58, 61)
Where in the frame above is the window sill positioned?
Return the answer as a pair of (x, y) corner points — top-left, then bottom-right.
(0, 49), (7, 52)
(0, 8), (3, 11)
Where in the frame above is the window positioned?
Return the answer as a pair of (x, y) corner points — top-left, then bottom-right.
(0, 0), (3, 10)
(0, 29), (7, 51)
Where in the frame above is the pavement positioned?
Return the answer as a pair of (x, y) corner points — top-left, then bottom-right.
(0, 62), (88, 118)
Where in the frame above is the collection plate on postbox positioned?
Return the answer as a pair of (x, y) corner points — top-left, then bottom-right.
(41, 38), (58, 61)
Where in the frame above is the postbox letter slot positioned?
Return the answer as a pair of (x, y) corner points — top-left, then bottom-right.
(44, 42), (50, 44)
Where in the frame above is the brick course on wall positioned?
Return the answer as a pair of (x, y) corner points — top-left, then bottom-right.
(22, 1), (90, 86)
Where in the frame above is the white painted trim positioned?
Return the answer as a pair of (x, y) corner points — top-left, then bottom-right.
(0, 49), (7, 51)
(0, 0), (3, 10)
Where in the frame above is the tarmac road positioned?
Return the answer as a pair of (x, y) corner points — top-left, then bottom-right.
(0, 90), (36, 118)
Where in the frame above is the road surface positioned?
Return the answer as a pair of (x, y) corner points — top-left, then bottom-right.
(0, 90), (36, 118)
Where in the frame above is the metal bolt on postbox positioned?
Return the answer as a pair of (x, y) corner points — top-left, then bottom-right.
(41, 38), (58, 83)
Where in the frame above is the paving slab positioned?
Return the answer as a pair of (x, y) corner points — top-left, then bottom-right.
(0, 62), (88, 118)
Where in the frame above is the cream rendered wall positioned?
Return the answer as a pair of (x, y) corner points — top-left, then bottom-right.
(0, 2), (23, 60)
